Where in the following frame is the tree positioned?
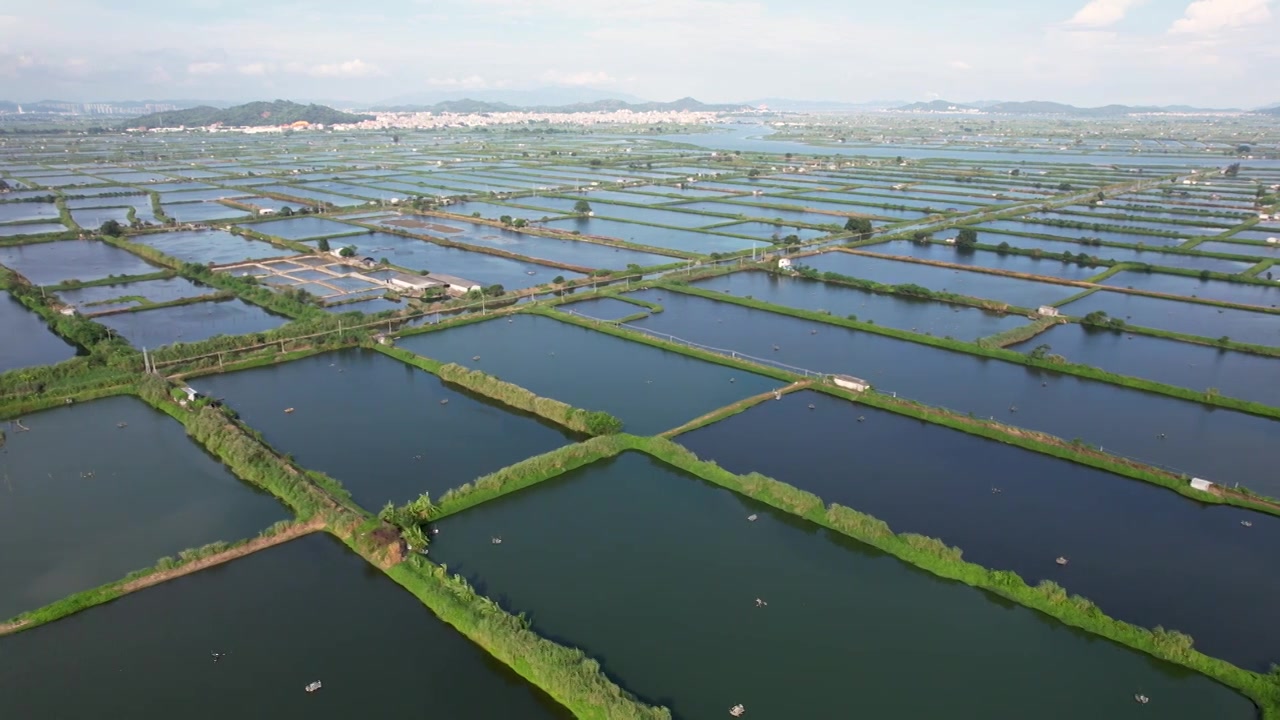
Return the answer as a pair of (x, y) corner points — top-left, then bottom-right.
(1224, 162), (1240, 178)
(956, 228), (978, 250)
(573, 199), (592, 215)
(1237, 144), (1251, 155)
(338, 245), (356, 258)
(279, 206), (295, 217)
(316, 237), (331, 252)
(747, 169), (761, 177)
(483, 284), (505, 297)
(844, 217), (873, 239)
(1027, 344), (1052, 361)
(511, 218), (527, 228)
(552, 275), (566, 285)
(499, 215), (513, 226)
(99, 219), (123, 236)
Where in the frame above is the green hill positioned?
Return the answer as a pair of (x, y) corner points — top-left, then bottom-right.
(123, 100), (371, 129)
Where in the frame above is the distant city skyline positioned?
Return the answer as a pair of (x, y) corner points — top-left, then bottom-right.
(1, 0), (1275, 107)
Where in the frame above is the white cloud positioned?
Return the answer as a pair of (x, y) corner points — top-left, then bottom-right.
(237, 62), (268, 76)
(1170, 0), (1272, 33)
(948, 60), (972, 71)
(540, 69), (616, 86)
(1066, 0), (1146, 28)
(186, 61), (223, 75)
(425, 75), (489, 88)
(296, 58), (382, 78)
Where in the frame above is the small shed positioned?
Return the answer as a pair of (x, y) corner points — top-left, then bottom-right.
(1037, 305), (1061, 317)
(832, 374), (870, 392)
(1267, 237), (1278, 244)
(942, 236), (956, 245)
(180, 386), (200, 402)
(59, 306), (78, 316)
(1189, 478), (1215, 492)
(777, 257), (793, 270)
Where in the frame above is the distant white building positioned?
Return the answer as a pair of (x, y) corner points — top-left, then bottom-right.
(1267, 237), (1278, 244)
(258, 208), (276, 215)
(942, 236), (957, 245)
(777, 257), (793, 270)
(384, 272), (446, 296)
(1037, 305), (1061, 317)
(1189, 478), (1215, 493)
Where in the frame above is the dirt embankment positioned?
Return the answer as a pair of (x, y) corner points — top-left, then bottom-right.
(119, 518), (326, 594)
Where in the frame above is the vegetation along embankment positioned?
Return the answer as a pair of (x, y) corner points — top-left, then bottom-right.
(391, 434), (1280, 718)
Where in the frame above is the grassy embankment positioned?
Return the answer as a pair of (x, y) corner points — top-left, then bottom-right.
(372, 344), (623, 436)
(400, 435), (1280, 718)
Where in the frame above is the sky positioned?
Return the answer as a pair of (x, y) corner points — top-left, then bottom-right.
(0, 0), (1276, 107)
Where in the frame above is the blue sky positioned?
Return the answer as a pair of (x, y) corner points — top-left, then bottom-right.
(0, 0), (1275, 106)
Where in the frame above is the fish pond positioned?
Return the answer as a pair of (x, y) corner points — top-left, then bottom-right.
(1061, 291), (1280, 347)
(128, 230), (295, 265)
(56, 277), (210, 314)
(678, 390), (1280, 670)
(0, 396), (287, 621)
(542, 216), (765, 254)
(396, 314), (779, 435)
(800, 251), (1080, 308)
(240, 217), (366, 241)
(619, 288), (1280, 493)
(381, 216), (678, 269)
(685, 272), (1026, 340)
(95, 298), (288, 349)
(430, 451), (1254, 720)
(0, 293), (78, 372)
(193, 349), (578, 508)
(0, 240), (161, 286)
(1013, 324), (1280, 407)
(1102, 272), (1280, 308)
(0, 533), (571, 719)
(353, 232), (585, 290)
(864, 241), (1104, 281)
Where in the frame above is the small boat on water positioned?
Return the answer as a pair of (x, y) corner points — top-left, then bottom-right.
(491, 537), (502, 545)
(305, 681), (322, 693)
(729, 704), (746, 717)
(439, 398), (449, 405)
(284, 408), (295, 414)
(1134, 694), (1149, 704)
(1241, 521), (1253, 528)
(747, 514), (758, 522)
(1056, 556), (1069, 566)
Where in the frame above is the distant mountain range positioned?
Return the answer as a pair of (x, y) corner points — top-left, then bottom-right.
(894, 99), (1251, 115)
(123, 100), (372, 129)
(371, 96), (749, 113)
